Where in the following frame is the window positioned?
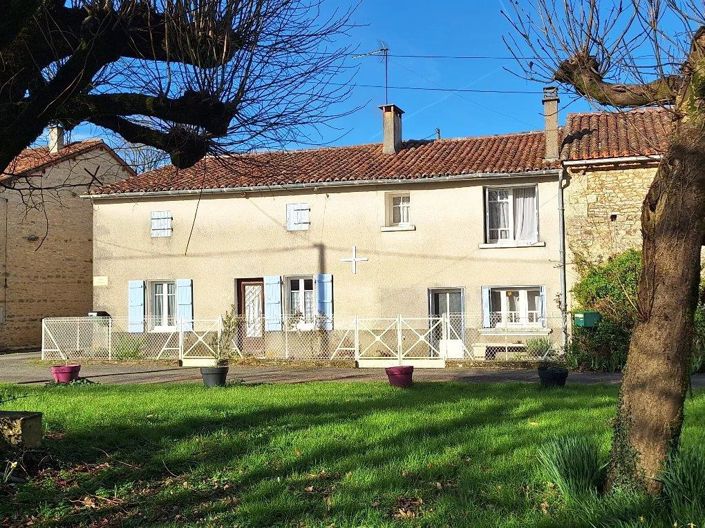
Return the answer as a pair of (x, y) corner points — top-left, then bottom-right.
(487, 286), (543, 328)
(149, 281), (176, 330)
(151, 211), (172, 238)
(485, 186), (538, 244)
(391, 194), (411, 225)
(287, 277), (314, 327)
(286, 203), (310, 231)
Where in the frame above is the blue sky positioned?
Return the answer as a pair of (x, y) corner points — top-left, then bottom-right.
(67, 1), (597, 151)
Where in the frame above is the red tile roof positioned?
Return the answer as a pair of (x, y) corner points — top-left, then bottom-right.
(563, 107), (673, 161)
(1, 140), (106, 180)
(90, 107), (674, 197)
(92, 132), (559, 195)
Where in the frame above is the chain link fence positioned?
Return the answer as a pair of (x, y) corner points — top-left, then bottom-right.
(41, 313), (567, 363)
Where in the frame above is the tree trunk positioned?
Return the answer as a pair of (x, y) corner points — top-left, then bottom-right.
(608, 122), (705, 493)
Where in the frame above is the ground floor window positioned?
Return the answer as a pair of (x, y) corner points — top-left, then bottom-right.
(488, 286), (542, 327)
(150, 281), (176, 331)
(288, 277), (314, 326)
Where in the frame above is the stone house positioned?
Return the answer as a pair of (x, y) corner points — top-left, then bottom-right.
(0, 132), (133, 350)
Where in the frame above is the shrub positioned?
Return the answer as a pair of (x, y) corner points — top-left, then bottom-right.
(661, 447), (705, 525)
(525, 337), (553, 358)
(112, 335), (144, 360)
(537, 437), (606, 502)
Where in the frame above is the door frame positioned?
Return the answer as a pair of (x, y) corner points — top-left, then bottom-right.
(235, 278), (265, 352)
(428, 287), (465, 340)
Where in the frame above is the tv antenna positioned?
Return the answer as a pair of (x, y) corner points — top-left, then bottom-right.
(353, 44), (390, 103)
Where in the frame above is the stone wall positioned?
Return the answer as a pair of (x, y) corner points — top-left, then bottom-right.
(0, 148), (131, 350)
(563, 163), (658, 302)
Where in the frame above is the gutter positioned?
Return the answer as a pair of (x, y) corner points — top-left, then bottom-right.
(82, 169), (561, 200)
(563, 155), (661, 167)
(557, 168), (569, 352)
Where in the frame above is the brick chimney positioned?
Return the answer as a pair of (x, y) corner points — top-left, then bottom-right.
(380, 104), (404, 154)
(543, 87), (560, 161)
(48, 125), (65, 154)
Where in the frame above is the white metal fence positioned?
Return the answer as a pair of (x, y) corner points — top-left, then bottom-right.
(41, 313), (566, 363)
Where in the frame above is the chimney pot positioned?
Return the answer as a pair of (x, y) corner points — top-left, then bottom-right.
(48, 125), (65, 154)
(380, 104), (404, 154)
(543, 86), (560, 161)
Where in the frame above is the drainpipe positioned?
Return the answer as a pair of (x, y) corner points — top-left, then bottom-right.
(558, 168), (569, 352)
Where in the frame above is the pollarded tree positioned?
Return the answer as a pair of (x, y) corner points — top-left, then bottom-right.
(505, 0), (705, 493)
(0, 0), (353, 179)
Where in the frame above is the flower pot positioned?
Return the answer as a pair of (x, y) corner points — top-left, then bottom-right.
(51, 364), (81, 384)
(200, 366), (229, 387)
(385, 366), (414, 388)
(538, 365), (569, 387)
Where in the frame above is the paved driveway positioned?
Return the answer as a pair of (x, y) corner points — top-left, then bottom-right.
(1, 351), (703, 387)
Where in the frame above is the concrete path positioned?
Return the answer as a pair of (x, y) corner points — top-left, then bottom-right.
(1, 351), (703, 387)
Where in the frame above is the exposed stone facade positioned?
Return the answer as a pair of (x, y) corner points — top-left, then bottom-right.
(563, 163), (658, 293)
(0, 147), (131, 350)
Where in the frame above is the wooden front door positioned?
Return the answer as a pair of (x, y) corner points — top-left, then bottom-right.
(237, 279), (264, 355)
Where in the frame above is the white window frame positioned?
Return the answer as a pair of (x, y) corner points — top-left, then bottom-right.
(286, 203), (310, 231)
(484, 185), (539, 245)
(148, 280), (177, 332)
(286, 276), (315, 330)
(151, 211), (173, 238)
(489, 286), (542, 328)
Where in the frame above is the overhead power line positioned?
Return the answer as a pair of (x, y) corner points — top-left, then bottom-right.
(332, 82), (541, 95)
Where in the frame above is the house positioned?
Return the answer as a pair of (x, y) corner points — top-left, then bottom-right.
(84, 91), (670, 364)
(0, 130), (134, 350)
(87, 93), (566, 363)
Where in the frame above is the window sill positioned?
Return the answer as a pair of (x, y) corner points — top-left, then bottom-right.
(478, 241), (545, 249)
(380, 224), (416, 232)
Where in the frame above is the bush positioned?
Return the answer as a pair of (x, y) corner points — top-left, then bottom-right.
(525, 336), (553, 358)
(112, 335), (144, 360)
(661, 447), (705, 525)
(537, 437), (606, 502)
(569, 249), (705, 373)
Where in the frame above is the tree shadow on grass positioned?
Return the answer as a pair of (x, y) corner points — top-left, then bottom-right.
(1, 382), (639, 527)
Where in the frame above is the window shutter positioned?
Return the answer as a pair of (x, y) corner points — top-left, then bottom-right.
(315, 273), (333, 330)
(286, 204), (295, 230)
(176, 279), (193, 331)
(286, 203), (310, 231)
(128, 280), (145, 333)
(264, 276), (282, 331)
(481, 287), (491, 328)
(539, 286), (547, 327)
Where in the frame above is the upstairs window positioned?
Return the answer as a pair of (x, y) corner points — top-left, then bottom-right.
(151, 211), (172, 238)
(286, 203), (310, 231)
(485, 186), (538, 244)
(383, 193), (413, 230)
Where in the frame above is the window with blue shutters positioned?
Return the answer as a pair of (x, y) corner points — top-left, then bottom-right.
(315, 274), (333, 330)
(128, 280), (145, 333)
(176, 279), (193, 331)
(264, 276), (283, 331)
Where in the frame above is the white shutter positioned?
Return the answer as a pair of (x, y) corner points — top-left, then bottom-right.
(286, 203), (310, 231)
(151, 211), (172, 237)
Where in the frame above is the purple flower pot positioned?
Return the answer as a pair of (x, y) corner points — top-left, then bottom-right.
(51, 364), (81, 384)
(385, 366), (414, 388)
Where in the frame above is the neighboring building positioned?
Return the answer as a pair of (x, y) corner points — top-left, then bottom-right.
(562, 108), (671, 297)
(0, 131), (133, 350)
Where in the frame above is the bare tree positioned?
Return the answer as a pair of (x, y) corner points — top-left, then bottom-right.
(505, 0), (705, 493)
(0, 0), (354, 181)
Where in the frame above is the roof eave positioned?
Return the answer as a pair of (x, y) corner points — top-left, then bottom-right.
(84, 168), (561, 200)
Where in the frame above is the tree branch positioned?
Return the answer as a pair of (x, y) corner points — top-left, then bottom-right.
(555, 53), (680, 107)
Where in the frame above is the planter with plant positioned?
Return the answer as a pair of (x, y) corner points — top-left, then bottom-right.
(528, 337), (568, 387)
(202, 307), (241, 387)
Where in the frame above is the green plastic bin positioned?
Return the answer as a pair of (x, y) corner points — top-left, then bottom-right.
(574, 311), (601, 328)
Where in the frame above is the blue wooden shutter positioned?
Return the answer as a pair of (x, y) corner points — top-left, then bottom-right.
(128, 280), (145, 333)
(539, 286), (547, 327)
(315, 273), (333, 330)
(481, 287), (491, 328)
(264, 276), (282, 331)
(176, 279), (193, 331)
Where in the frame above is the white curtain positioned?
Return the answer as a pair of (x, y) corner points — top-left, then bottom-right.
(513, 187), (536, 242)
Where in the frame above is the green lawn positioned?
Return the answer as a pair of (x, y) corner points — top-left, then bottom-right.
(1, 382), (704, 527)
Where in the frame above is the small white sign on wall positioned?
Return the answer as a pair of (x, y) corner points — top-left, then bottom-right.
(93, 276), (109, 287)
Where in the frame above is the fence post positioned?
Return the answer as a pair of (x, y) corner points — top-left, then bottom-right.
(178, 320), (184, 360)
(284, 315), (289, 360)
(41, 319), (45, 360)
(108, 318), (112, 360)
(354, 316), (359, 362)
(76, 319), (80, 354)
(441, 313), (448, 359)
(397, 314), (403, 365)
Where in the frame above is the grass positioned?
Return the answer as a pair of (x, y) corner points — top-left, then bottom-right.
(0, 382), (704, 527)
